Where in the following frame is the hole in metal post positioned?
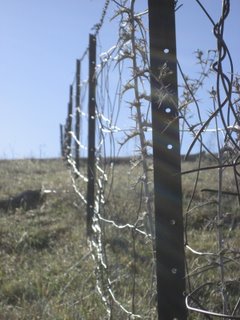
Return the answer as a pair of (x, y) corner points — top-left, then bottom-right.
(164, 48), (169, 54)
(171, 268), (177, 274)
(165, 107), (171, 113)
(167, 144), (173, 150)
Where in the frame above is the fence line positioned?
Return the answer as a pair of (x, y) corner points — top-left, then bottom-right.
(61, 0), (240, 319)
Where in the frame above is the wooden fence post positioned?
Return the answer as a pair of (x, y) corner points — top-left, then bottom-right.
(148, 0), (187, 318)
(87, 34), (96, 236)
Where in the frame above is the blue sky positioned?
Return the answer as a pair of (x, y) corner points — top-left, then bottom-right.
(0, 0), (239, 158)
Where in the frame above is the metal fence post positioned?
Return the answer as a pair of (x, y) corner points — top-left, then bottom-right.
(65, 85), (73, 159)
(60, 124), (64, 158)
(87, 34), (96, 236)
(75, 59), (81, 172)
(148, 0), (187, 319)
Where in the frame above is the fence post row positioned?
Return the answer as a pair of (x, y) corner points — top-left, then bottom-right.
(87, 34), (96, 236)
(75, 59), (81, 171)
(148, 0), (187, 319)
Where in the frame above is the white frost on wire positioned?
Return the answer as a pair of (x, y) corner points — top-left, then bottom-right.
(96, 113), (125, 135)
(99, 125), (122, 133)
(70, 175), (87, 204)
(67, 156), (88, 182)
(80, 79), (89, 86)
(95, 163), (108, 181)
(69, 131), (87, 150)
(90, 199), (143, 319)
(134, 9), (148, 18)
(99, 45), (117, 63)
(95, 211), (148, 237)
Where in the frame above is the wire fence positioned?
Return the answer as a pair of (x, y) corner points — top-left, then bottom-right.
(61, 0), (240, 318)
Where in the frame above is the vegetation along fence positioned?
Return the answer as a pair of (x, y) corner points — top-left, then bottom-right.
(61, 0), (240, 319)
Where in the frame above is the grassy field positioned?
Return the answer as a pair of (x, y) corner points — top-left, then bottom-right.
(0, 158), (239, 319)
(0, 159), (100, 319)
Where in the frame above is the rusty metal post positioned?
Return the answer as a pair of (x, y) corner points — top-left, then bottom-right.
(87, 34), (96, 236)
(75, 59), (81, 171)
(148, 0), (187, 319)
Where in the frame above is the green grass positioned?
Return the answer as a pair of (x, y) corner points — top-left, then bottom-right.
(0, 158), (239, 319)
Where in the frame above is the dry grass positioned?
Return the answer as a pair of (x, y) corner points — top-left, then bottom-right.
(0, 159), (101, 319)
(0, 158), (239, 319)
